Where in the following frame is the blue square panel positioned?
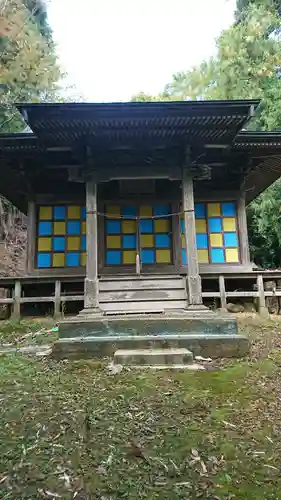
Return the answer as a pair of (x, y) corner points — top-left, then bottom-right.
(123, 235), (136, 249)
(122, 206), (137, 218)
(222, 202), (236, 217)
(81, 207), (86, 220)
(106, 250), (121, 265)
(53, 236), (65, 252)
(67, 221), (81, 235)
(106, 220), (121, 234)
(211, 248), (225, 263)
(195, 203), (206, 219)
(81, 235), (86, 251)
(224, 232), (238, 247)
(141, 249), (155, 264)
(154, 204), (169, 217)
(37, 253), (51, 268)
(196, 234), (208, 249)
(140, 220), (153, 234)
(208, 217), (222, 232)
(155, 234), (170, 248)
(38, 221), (52, 236)
(182, 249), (187, 265)
(66, 252), (80, 267)
(53, 206), (66, 220)
(180, 219), (185, 234)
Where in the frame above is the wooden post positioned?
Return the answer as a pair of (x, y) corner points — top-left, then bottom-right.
(26, 201), (36, 274)
(237, 191), (250, 266)
(219, 275), (227, 311)
(54, 280), (61, 319)
(257, 274), (269, 317)
(11, 280), (21, 321)
(82, 176), (101, 314)
(182, 167), (206, 309)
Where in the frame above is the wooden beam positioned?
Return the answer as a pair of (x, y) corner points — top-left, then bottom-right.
(54, 280), (61, 319)
(11, 280), (21, 320)
(26, 201), (36, 274)
(237, 190), (250, 265)
(219, 275), (227, 310)
(257, 274), (269, 317)
(182, 166), (205, 309)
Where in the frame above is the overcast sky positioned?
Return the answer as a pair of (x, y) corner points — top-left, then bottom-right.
(48, 0), (236, 102)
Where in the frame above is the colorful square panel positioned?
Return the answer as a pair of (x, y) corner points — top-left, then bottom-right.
(208, 217), (222, 233)
(106, 250), (121, 265)
(180, 219), (185, 234)
(68, 206), (81, 219)
(195, 219), (207, 233)
(223, 218), (236, 232)
(66, 252), (80, 267)
(224, 232), (238, 248)
(39, 206), (52, 220)
(222, 202), (236, 217)
(123, 206), (137, 218)
(123, 235), (136, 249)
(53, 222), (66, 235)
(53, 237), (65, 252)
(196, 234), (208, 249)
(195, 203), (206, 219)
(81, 235), (86, 251)
(107, 205), (120, 216)
(182, 248), (187, 265)
(38, 221), (52, 236)
(37, 253), (51, 268)
(207, 203), (221, 217)
(81, 221), (86, 235)
(106, 220), (121, 234)
(197, 249), (209, 264)
(81, 207), (86, 220)
(140, 220), (153, 234)
(107, 235), (121, 249)
(225, 248), (239, 263)
(155, 234), (170, 248)
(81, 253), (86, 266)
(210, 248), (225, 263)
(122, 220), (136, 234)
(38, 237), (52, 252)
(67, 221), (81, 235)
(141, 249), (155, 264)
(53, 253), (65, 267)
(210, 233), (223, 248)
(123, 250), (136, 265)
(140, 205), (152, 217)
(67, 236), (81, 251)
(156, 249), (171, 263)
(53, 206), (66, 220)
(154, 219), (169, 233)
(140, 234), (154, 248)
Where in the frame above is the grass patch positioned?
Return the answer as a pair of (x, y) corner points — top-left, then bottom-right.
(1, 349), (281, 498)
(0, 318), (57, 346)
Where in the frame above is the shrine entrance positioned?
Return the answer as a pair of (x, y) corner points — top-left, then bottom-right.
(102, 202), (176, 274)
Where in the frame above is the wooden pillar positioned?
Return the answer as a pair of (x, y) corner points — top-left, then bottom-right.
(83, 177), (101, 313)
(219, 275), (227, 311)
(54, 280), (61, 319)
(237, 191), (251, 265)
(26, 201), (36, 274)
(11, 280), (21, 321)
(182, 167), (206, 309)
(257, 274), (269, 317)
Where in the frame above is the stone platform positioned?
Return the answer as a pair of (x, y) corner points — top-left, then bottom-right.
(53, 311), (250, 360)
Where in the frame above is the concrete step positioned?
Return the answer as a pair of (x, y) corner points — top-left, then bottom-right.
(114, 348), (193, 366)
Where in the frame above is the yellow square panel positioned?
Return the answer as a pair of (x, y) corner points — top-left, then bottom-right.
(210, 233), (223, 247)
(181, 234), (185, 249)
(223, 217), (236, 232)
(156, 249), (171, 264)
(195, 219), (207, 233)
(107, 205), (120, 216)
(38, 237), (52, 252)
(67, 236), (81, 251)
(53, 253), (65, 267)
(225, 248), (239, 263)
(123, 250), (136, 265)
(54, 221), (66, 235)
(207, 203), (221, 217)
(140, 234), (154, 248)
(122, 220), (136, 234)
(140, 205), (152, 217)
(154, 219), (169, 233)
(67, 206), (81, 219)
(197, 249), (209, 264)
(81, 221), (86, 235)
(39, 206), (52, 220)
(81, 253), (86, 266)
(107, 235), (121, 249)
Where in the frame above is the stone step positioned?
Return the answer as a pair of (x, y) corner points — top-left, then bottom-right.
(114, 348), (193, 366)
